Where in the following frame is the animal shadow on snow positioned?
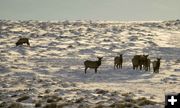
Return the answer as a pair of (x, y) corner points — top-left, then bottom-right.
(54, 65), (155, 83)
(10, 46), (28, 56)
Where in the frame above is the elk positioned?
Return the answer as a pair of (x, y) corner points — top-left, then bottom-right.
(16, 38), (30, 46)
(114, 54), (123, 69)
(143, 58), (151, 71)
(132, 55), (141, 70)
(84, 57), (103, 74)
(152, 58), (161, 73)
(132, 54), (149, 71)
(139, 55), (149, 70)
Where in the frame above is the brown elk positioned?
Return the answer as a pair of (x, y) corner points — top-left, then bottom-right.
(16, 38), (30, 46)
(114, 54), (123, 69)
(143, 58), (151, 71)
(152, 58), (161, 73)
(84, 57), (103, 74)
(132, 55), (141, 70)
(132, 54), (149, 71)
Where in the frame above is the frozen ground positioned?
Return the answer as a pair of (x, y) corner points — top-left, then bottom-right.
(0, 20), (180, 108)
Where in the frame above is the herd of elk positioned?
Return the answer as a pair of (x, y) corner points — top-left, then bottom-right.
(84, 54), (161, 74)
(131, 55), (161, 73)
(132, 54), (150, 71)
(15, 38), (161, 74)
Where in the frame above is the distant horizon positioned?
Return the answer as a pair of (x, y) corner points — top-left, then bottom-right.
(0, 0), (179, 21)
(0, 19), (179, 22)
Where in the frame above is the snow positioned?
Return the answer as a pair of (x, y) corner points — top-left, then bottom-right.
(0, 20), (180, 107)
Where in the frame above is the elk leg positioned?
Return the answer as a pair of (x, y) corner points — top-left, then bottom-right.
(27, 41), (30, 46)
(114, 64), (116, 69)
(95, 68), (97, 73)
(85, 67), (88, 74)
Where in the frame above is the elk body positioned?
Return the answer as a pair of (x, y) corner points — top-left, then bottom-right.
(16, 38), (30, 46)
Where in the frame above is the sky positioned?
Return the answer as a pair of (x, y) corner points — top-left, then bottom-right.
(0, 0), (179, 21)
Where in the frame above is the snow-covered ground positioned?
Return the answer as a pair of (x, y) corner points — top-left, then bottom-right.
(0, 20), (180, 108)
